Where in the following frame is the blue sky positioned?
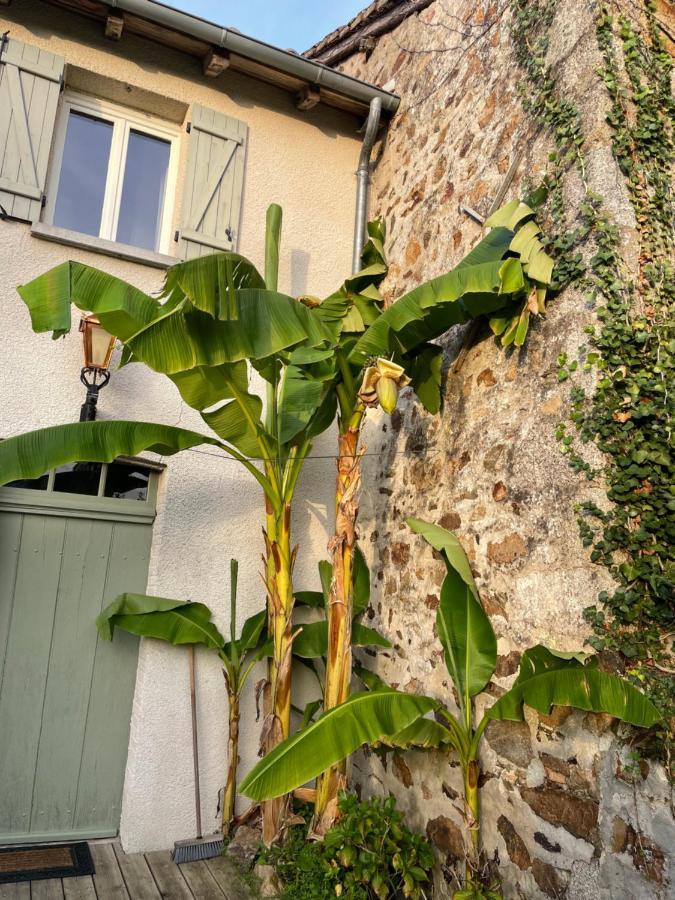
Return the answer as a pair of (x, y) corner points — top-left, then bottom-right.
(175, 1), (368, 52)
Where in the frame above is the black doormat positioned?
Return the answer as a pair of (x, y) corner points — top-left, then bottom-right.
(0, 841), (95, 883)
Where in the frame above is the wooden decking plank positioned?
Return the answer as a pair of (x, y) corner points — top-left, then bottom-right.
(204, 856), (252, 900)
(178, 860), (227, 899)
(144, 851), (194, 899)
(62, 876), (96, 900)
(112, 843), (161, 900)
(0, 883), (30, 899)
(89, 843), (129, 900)
(30, 880), (65, 900)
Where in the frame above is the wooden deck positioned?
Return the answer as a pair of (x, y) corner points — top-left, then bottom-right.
(0, 841), (253, 900)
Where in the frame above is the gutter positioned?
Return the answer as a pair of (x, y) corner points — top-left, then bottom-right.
(100, 0), (400, 115)
(353, 97), (382, 272)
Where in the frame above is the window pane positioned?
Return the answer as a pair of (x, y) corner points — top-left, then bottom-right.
(115, 130), (170, 251)
(5, 474), (49, 490)
(53, 462), (102, 496)
(104, 463), (149, 501)
(53, 111), (113, 237)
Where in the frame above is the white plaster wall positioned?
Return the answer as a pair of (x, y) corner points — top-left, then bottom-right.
(0, 1), (360, 851)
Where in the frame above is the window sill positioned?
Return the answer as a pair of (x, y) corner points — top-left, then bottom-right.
(31, 222), (177, 270)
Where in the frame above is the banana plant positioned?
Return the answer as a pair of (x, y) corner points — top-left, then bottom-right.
(97, 561), (266, 835)
(0, 204), (337, 843)
(238, 519), (662, 896)
(300, 199), (557, 831)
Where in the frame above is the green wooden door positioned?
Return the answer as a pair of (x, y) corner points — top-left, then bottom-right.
(0, 459), (160, 844)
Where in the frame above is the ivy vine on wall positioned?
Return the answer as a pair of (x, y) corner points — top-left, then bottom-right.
(509, 0), (674, 727)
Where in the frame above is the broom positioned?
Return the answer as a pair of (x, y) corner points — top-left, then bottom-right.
(171, 644), (225, 862)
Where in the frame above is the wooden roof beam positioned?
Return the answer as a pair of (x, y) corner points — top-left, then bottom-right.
(295, 85), (320, 111)
(202, 49), (230, 77)
(105, 13), (124, 40)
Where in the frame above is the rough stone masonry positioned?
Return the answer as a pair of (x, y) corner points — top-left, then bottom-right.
(306, 1), (675, 897)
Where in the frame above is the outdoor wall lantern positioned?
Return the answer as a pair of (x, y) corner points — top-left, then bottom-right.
(79, 315), (116, 422)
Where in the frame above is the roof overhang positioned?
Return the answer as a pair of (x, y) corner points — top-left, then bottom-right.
(35, 0), (400, 118)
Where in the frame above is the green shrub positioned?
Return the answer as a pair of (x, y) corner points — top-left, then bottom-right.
(263, 793), (434, 899)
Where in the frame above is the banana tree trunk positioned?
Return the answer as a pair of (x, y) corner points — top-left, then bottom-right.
(261, 499), (294, 844)
(312, 426), (363, 834)
(464, 758), (481, 881)
(222, 692), (240, 836)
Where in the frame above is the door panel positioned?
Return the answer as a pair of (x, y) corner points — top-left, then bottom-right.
(0, 471), (156, 844)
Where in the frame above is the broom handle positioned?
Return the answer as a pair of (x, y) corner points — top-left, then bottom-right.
(188, 644), (203, 839)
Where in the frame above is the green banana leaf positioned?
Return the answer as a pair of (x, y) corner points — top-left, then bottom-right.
(201, 394), (265, 458)
(221, 609), (267, 659)
(97, 593), (225, 648)
(162, 252), (265, 319)
(0, 421), (222, 486)
(292, 621), (390, 659)
(349, 228), (515, 364)
(238, 690), (437, 801)
(407, 517), (478, 595)
(437, 568), (497, 704)
(405, 343), (444, 415)
(277, 365), (325, 444)
(17, 261), (163, 341)
(379, 716), (455, 750)
(353, 663), (389, 692)
(126, 289), (335, 375)
(486, 645), (662, 728)
(352, 545), (370, 617)
(169, 361), (250, 411)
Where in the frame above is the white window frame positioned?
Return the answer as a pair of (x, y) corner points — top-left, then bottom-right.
(44, 91), (180, 255)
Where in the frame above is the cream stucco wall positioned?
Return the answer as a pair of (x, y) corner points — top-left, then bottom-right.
(0, 0), (361, 851)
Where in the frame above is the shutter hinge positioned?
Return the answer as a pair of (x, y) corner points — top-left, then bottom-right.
(174, 230), (179, 243)
(41, 194), (47, 209)
(59, 73), (65, 92)
(186, 121), (191, 134)
(225, 227), (233, 243)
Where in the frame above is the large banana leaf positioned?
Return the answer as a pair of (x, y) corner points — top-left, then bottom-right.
(17, 262), (163, 341)
(162, 252), (265, 319)
(239, 690), (436, 800)
(97, 593), (225, 648)
(201, 395), (265, 458)
(0, 421), (223, 485)
(169, 361), (250, 411)
(486, 645), (662, 728)
(349, 229), (515, 364)
(438, 568), (497, 705)
(407, 517), (477, 595)
(126, 290), (335, 375)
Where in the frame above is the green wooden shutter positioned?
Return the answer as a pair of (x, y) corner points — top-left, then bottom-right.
(0, 37), (64, 222)
(178, 104), (247, 259)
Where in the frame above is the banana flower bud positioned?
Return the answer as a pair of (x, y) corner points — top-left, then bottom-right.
(358, 358), (411, 414)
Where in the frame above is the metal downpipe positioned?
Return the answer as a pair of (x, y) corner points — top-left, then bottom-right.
(352, 97), (382, 273)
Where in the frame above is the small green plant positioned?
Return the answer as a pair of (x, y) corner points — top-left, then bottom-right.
(97, 560), (267, 834)
(262, 793), (433, 899)
(240, 522), (662, 897)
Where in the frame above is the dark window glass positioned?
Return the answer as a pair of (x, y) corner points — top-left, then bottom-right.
(115, 130), (170, 251)
(53, 111), (113, 237)
(104, 463), (149, 501)
(5, 474), (49, 490)
(53, 462), (102, 496)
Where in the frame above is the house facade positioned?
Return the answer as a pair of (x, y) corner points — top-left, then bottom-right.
(0, 0), (396, 853)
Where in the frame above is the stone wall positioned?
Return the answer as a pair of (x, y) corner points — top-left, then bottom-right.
(332, 1), (674, 897)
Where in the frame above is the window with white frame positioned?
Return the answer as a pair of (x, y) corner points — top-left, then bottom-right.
(45, 93), (180, 254)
